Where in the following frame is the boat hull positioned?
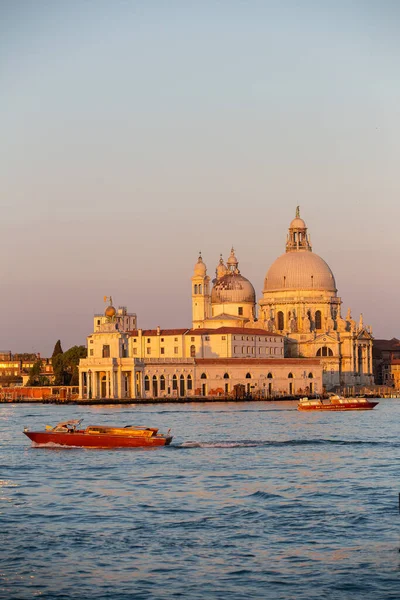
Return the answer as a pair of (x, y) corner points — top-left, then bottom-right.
(24, 431), (172, 448)
(298, 401), (378, 411)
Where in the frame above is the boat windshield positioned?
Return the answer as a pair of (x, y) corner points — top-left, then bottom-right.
(52, 419), (82, 432)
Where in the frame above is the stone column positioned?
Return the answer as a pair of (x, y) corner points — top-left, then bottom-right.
(106, 371), (110, 398)
(79, 371), (83, 399)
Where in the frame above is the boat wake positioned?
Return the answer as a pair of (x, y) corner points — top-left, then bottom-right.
(175, 438), (397, 449)
(31, 441), (79, 449)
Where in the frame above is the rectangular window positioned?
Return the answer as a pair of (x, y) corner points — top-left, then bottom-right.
(191, 337), (195, 342)
(90, 340), (93, 344)
(205, 336), (210, 341)
(161, 338), (164, 342)
(102, 345), (110, 358)
(133, 338), (137, 343)
(234, 346), (238, 353)
(187, 377), (193, 391)
(147, 348), (151, 355)
(160, 378), (166, 391)
(174, 347), (178, 354)
(147, 338), (151, 343)
(133, 348), (137, 355)
(161, 348), (165, 355)
(242, 347), (245, 354)
(144, 378), (150, 391)
(238, 307), (243, 316)
(174, 338), (178, 342)
(90, 349), (94, 356)
(222, 336), (226, 340)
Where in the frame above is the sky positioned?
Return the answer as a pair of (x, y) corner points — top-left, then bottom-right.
(1, 0), (400, 356)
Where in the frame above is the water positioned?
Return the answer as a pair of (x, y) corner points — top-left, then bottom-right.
(1, 400), (399, 600)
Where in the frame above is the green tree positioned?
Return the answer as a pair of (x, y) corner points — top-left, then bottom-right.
(52, 353), (66, 386)
(27, 360), (50, 386)
(52, 340), (63, 358)
(62, 346), (87, 386)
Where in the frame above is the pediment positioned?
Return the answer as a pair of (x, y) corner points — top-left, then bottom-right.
(356, 328), (373, 341)
(310, 333), (338, 345)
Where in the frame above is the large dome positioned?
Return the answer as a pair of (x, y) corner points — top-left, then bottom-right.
(264, 251), (336, 293)
(212, 273), (256, 304)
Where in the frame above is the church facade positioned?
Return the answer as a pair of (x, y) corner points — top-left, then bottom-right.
(78, 209), (373, 400)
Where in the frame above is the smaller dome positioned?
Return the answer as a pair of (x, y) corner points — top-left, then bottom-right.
(216, 255), (227, 279)
(105, 305), (116, 318)
(212, 273), (256, 304)
(290, 217), (306, 229)
(193, 254), (206, 277)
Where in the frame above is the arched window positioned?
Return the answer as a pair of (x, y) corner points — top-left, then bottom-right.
(152, 375), (158, 397)
(267, 372), (273, 379)
(160, 375), (165, 391)
(194, 284), (198, 294)
(316, 347), (333, 357)
(277, 311), (284, 331)
(144, 375), (150, 391)
(172, 374), (178, 391)
(187, 374), (192, 390)
(308, 372), (313, 379)
(190, 345), (196, 357)
(288, 372), (293, 379)
(224, 373), (229, 379)
(246, 373), (251, 379)
(180, 374), (185, 397)
(199, 284), (202, 294)
(315, 310), (322, 330)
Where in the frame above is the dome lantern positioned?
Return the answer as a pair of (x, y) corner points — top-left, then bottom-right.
(286, 206), (312, 253)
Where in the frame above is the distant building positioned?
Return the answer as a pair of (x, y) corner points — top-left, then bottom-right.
(0, 352), (54, 387)
(373, 338), (400, 388)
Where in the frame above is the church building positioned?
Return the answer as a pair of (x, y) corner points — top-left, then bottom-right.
(78, 209), (373, 400)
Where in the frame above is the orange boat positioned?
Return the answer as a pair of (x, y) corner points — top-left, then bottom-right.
(23, 419), (173, 448)
(297, 395), (379, 411)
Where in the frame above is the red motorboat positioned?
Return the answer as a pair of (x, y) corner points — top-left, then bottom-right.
(297, 395), (379, 411)
(23, 419), (173, 448)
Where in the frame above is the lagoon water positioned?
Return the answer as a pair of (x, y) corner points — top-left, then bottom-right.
(1, 400), (399, 600)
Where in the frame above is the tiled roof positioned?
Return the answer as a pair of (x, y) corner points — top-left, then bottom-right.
(128, 327), (284, 338)
(373, 338), (400, 351)
(189, 327), (284, 337)
(129, 329), (190, 337)
(195, 358), (320, 365)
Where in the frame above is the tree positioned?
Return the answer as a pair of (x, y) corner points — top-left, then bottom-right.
(52, 340), (63, 358)
(62, 346), (87, 386)
(27, 360), (50, 386)
(52, 345), (87, 386)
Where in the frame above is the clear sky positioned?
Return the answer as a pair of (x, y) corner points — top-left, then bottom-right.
(1, 1), (399, 355)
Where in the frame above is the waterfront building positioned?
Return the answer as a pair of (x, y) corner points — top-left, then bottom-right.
(79, 306), (320, 400)
(373, 338), (400, 388)
(0, 352), (53, 387)
(79, 209), (372, 398)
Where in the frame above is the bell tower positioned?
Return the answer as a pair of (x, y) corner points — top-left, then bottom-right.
(191, 253), (211, 328)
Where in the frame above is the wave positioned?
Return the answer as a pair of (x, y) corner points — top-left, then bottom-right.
(174, 438), (398, 449)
